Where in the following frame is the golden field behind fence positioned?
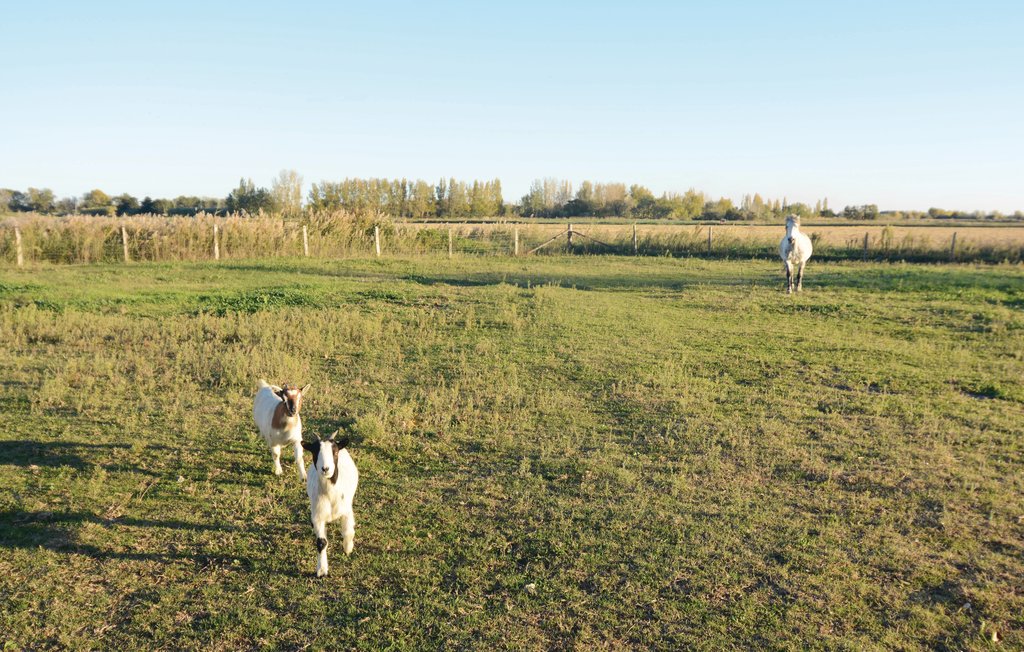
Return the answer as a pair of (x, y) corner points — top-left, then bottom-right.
(2, 212), (1023, 264)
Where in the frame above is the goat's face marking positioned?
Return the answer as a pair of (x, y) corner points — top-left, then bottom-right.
(275, 383), (307, 418)
(303, 434), (347, 484)
(317, 441), (337, 480)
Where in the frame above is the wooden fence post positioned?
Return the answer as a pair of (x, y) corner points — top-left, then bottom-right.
(302, 225), (309, 257)
(121, 226), (130, 263)
(374, 225), (381, 257)
(707, 226), (713, 254)
(14, 227), (24, 267)
(514, 227), (519, 256)
(567, 223), (573, 248)
(213, 224), (220, 260)
(448, 227), (453, 259)
(950, 232), (957, 260)
(632, 223), (638, 255)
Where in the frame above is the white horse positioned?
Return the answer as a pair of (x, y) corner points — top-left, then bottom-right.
(779, 215), (812, 293)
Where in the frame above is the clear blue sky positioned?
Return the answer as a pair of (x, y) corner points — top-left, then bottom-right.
(3, 1), (1022, 212)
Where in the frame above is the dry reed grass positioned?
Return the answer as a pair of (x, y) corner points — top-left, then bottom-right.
(2, 213), (1022, 264)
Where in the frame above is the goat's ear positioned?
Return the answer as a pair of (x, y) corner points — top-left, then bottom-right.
(301, 441), (318, 453)
(335, 436), (352, 450)
(300, 384), (311, 394)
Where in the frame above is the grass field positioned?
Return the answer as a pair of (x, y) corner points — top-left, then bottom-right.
(1, 255), (1022, 650)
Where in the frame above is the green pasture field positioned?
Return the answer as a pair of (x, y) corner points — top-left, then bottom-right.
(1, 255), (1022, 650)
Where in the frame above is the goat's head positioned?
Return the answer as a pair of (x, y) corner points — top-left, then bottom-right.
(275, 383), (310, 418)
(302, 430), (351, 483)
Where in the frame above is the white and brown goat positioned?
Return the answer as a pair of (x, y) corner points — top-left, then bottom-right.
(252, 380), (310, 481)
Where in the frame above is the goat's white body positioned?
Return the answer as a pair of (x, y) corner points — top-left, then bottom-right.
(307, 447), (359, 577)
(252, 380), (306, 481)
(779, 219), (813, 293)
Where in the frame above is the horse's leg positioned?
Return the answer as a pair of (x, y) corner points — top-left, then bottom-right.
(784, 261), (793, 293)
(796, 260), (806, 292)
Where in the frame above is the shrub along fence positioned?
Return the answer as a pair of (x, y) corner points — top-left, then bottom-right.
(2, 212), (1021, 265)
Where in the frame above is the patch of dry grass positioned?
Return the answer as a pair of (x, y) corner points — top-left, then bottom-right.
(3, 214), (1023, 264)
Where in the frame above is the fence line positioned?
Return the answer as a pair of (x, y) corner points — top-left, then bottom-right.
(14, 226), (23, 267)
(1, 215), (1021, 265)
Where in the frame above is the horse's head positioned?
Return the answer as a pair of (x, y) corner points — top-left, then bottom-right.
(785, 214), (800, 243)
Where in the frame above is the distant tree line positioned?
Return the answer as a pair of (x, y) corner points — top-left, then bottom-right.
(518, 178), (830, 221)
(307, 177), (504, 219)
(0, 186), (227, 217)
(0, 170), (305, 218)
(2, 172), (1021, 221)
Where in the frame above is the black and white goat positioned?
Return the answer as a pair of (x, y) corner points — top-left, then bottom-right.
(303, 431), (359, 578)
(253, 380), (310, 481)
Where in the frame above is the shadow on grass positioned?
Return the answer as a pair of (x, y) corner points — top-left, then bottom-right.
(221, 261), (766, 292)
(218, 262), (396, 282)
(302, 413), (358, 440)
(0, 440), (172, 476)
(217, 260), (1023, 296)
(405, 266), (1024, 295)
(811, 266), (1024, 294)
(0, 509), (305, 571)
(0, 508), (294, 537)
(402, 271), (775, 292)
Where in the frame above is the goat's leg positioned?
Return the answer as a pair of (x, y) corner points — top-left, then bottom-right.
(314, 521), (329, 577)
(341, 511), (355, 555)
(293, 441), (307, 481)
(271, 445), (283, 475)
(796, 261), (806, 292)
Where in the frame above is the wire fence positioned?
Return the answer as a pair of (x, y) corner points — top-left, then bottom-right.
(2, 212), (1022, 265)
